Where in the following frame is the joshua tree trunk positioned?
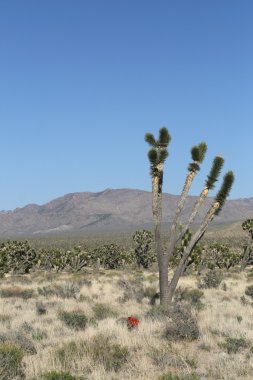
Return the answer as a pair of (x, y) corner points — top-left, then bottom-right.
(167, 170), (197, 262)
(152, 164), (170, 304)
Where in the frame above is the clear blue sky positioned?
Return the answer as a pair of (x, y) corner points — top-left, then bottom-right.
(0, 0), (252, 210)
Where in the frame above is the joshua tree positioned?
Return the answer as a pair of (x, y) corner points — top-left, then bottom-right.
(132, 229), (155, 268)
(145, 127), (234, 305)
(240, 218), (253, 271)
(145, 127), (171, 302)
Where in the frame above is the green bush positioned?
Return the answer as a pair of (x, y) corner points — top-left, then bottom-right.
(0, 240), (38, 274)
(58, 310), (88, 330)
(0, 342), (24, 380)
(207, 243), (241, 270)
(132, 229), (155, 268)
(43, 370), (85, 380)
(198, 269), (223, 289)
(218, 337), (249, 354)
(245, 285), (253, 298)
(39, 248), (69, 272)
(92, 243), (127, 269)
(36, 301), (47, 315)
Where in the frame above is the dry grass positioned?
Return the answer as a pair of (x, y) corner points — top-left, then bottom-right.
(0, 268), (252, 380)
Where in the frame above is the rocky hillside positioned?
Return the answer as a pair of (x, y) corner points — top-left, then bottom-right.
(0, 189), (252, 236)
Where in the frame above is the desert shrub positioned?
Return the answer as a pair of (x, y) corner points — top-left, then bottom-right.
(43, 370), (85, 380)
(55, 340), (86, 369)
(32, 328), (48, 341)
(245, 284), (253, 298)
(9, 330), (37, 354)
(87, 334), (129, 372)
(66, 246), (91, 272)
(198, 269), (223, 288)
(145, 305), (169, 320)
(92, 243), (127, 269)
(132, 229), (155, 268)
(92, 303), (118, 320)
(149, 345), (187, 370)
(0, 240), (38, 274)
(36, 301), (47, 315)
(236, 315), (243, 323)
(170, 243), (203, 273)
(164, 303), (199, 341)
(39, 248), (69, 271)
(159, 372), (200, 380)
(37, 282), (79, 299)
(206, 243), (241, 270)
(117, 277), (158, 304)
(117, 277), (142, 303)
(0, 342), (24, 380)
(174, 288), (204, 310)
(58, 310), (88, 330)
(1, 286), (34, 299)
(218, 337), (249, 354)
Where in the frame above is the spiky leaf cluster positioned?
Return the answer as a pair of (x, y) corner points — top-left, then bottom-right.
(188, 142), (207, 172)
(215, 171), (235, 214)
(145, 127), (171, 175)
(145, 133), (156, 146)
(206, 156), (224, 190)
(159, 127), (171, 146)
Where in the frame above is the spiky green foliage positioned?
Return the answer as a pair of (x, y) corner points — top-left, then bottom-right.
(215, 171), (235, 214)
(145, 133), (156, 146)
(188, 142), (207, 172)
(190, 142), (207, 163)
(205, 156), (224, 189)
(146, 127), (171, 176)
(198, 142), (207, 162)
(148, 148), (158, 165)
(191, 146), (200, 162)
(158, 148), (169, 163)
(158, 127), (171, 146)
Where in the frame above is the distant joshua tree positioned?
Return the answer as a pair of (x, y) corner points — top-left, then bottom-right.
(145, 127), (234, 306)
(240, 218), (253, 271)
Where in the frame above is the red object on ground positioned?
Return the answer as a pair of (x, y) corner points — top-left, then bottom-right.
(127, 316), (140, 328)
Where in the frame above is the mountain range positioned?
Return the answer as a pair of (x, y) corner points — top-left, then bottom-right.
(0, 188), (252, 237)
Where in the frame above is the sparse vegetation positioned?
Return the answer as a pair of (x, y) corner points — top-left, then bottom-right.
(0, 228), (252, 379)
